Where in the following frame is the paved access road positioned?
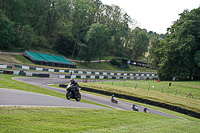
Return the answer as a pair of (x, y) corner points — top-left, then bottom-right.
(1, 77), (184, 119)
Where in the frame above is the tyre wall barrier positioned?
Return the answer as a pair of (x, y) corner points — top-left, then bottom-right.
(58, 84), (200, 119)
(0, 64), (158, 78)
(0, 70), (14, 74)
(38, 73), (50, 77)
(0, 69), (49, 78)
(59, 84), (67, 88)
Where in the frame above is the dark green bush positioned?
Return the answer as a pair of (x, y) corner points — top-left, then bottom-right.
(110, 58), (121, 67)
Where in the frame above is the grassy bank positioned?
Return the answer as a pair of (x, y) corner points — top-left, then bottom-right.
(1, 107), (200, 133)
(78, 81), (200, 113)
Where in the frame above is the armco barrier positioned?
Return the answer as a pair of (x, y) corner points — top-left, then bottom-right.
(59, 84), (200, 119)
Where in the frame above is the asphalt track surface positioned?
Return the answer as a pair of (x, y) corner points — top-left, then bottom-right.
(1, 77), (184, 119)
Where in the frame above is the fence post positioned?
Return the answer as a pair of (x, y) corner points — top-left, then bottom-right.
(135, 83), (137, 89)
(175, 89), (178, 95)
(112, 80), (114, 85)
(102, 80), (103, 84)
(148, 84), (150, 90)
(162, 87), (164, 93)
(124, 80), (125, 86)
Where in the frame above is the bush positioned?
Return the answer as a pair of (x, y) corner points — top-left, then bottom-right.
(110, 58), (121, 67)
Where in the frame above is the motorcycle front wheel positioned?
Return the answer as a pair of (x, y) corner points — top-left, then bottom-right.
(66, 91), (71, 100)
(76, 93), (81, 101)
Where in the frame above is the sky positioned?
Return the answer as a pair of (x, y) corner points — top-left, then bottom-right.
(100, 0), (200, 34)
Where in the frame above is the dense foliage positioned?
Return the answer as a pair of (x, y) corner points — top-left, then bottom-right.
(149, 7), (200, 80)
(0, 0), (159, 60)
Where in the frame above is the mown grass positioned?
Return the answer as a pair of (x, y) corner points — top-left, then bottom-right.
(78, 81), (200, 113)
(0, 107), (200, 133)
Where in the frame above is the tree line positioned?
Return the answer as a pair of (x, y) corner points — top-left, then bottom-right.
(0, 0), (199, 80)
(0, 0), (162, 60)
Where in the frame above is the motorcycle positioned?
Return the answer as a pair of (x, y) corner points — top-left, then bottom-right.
(143, 108), (149, 113)
(132, 104), (139, 111)
(111, 96), (118, 103)
(66, 84), (81, 101)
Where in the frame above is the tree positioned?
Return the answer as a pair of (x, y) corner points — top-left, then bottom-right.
(85, 23), (110, 62)
(157, 7), (200, 80)
(77, 42), (88, 63)
(0, 0), (27, 26)
(0, 10), (15, 50)
(194, 51), (200, 67)
(129, 27), (149, 60)
(148, 35), (161, 68)
(100, 4), (133, 57)
(54, 34), (75, 57)
(71, 0), (98, 60)
(17, 25), (39, 50)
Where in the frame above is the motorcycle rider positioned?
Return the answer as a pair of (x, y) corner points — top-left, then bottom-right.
(111, 94), (115, 99)
(111, 94), (116, 101)
(69, 79), (79, 95)
(132, 103), (139, 111)
(143, 108), (149, 113)
(111, 94), (118, 103)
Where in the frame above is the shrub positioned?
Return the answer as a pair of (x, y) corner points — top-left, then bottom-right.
(110, 58), (121, 67)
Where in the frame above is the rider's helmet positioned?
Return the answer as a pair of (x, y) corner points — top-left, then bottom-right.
(111, 94), (115, 98)
(144, 108), (149, 113)
(70, 79), (75, 83)
(132, 103), (135, 108)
